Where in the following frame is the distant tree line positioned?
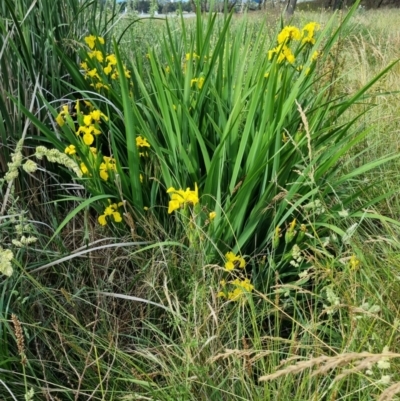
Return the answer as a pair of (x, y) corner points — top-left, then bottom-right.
(101, 0), (194, 14)
(360, 0), (399, 7)
(286, 0), (398, 16)
(103, 0), (400, 15)
(323, 0), (398, 8)
(324, 0), (400, 10)
(108, 0), (253, 14)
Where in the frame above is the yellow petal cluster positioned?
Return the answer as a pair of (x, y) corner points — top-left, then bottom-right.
(61, 102), (118, 181)
(80, 61), (89, 71)
(82, 37), (130, 91)
(302, 22), (321, 45)
(87, 68), (100, 80)
(98, 202), (124, 226)
(64, 144), (76, 155)
(185, 52), (200, 61)
(218, 278), (254, 302)
(99, 156), (117, 181)
(311, 50), (319, 62)
(224, 251), (246, 271)
(268, 22), (321, 66)
(91, 109), (108, 122)
(84, 35), (104, 50)
(268, 45), (296, 64)
(80, 162), (89, 175)
(136, 136), (151, 148)
(76, 109), (106, 146)
(350, 254), (360, 270)
(88, 50), (104, 63)
(167, 184), (199, 214)
(55, 105), (70, 127)
(209, 211), (216, 221)
(191, 76), (205, 90)
(277, 26), (301, 44)
(106, 54), (117, 65)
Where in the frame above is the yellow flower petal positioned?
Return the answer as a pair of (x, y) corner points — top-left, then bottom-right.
(80, 61), (89, 71)
(104, 206), (114, 216)
(168, 199), (181, 214)
(136, 136), (151, 148)
(113, 212), (122, 223)
(224, 261), (235, 271)
(277, 26), (301, 44)
(56, 114), (65, 127)
(83, 114), (92, 126)
(83, 132), (94, 146)
(197, 77), (205, 89)
(106, 54), (117, 65)
(84, 35), (96, 49)
(64, 145), (76, 155)
(98, 214), (107, 226)
(104, 64), (112, 75)
(99, 169), (109, 181)
(80, 162), (89, 175)
(88, 50), (104, 63)
(87, 68), (100, 80)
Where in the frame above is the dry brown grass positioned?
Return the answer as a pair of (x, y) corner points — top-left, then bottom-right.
(259, 351), (400, 382)
(379, 382), (400, 401)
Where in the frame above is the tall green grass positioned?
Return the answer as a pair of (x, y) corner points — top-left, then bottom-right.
(2, 229), (400, 400)
(22, 2), (399, 290)
(2, 3), (400, 401)
(0, 0), (122, 179)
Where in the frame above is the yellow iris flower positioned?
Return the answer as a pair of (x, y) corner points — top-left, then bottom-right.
(302, 22), (321, 45)
(190, 76), (205, 89)
(136, 136), (151, 148)
(218, 278), (254, 302)
(224, 251), (246, 271)
(99, 156), (117, 181)
(84, 35), (97, 49)
(55, 105), (70, 127)
(64, 144), (76, 155)
(106, 54), (117, 65)
(98, 202), (124, 226)
(277, 26), (301, 44)
(167, 184), (199, 214)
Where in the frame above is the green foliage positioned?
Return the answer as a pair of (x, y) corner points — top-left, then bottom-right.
(0, 0), (121, 175)
(1, 3), (400, 400)
(2, 233), (400, 400)
(20, 1), (398, 292)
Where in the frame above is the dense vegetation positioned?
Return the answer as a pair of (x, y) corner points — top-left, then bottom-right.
(1, 1), (400, 400)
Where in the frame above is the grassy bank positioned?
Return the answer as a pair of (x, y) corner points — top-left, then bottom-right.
(1, 2), (400, 400)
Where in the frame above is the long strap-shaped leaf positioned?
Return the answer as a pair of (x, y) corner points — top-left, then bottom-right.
(114, 38), (143, 211)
